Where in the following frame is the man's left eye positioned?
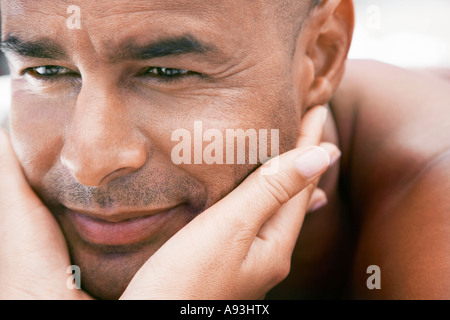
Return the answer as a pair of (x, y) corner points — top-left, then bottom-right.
(145, 67), (191, 77)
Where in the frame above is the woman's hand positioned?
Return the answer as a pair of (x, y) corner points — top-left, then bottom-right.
(0, 105), (338, 300)
(121, 106), (341, 299)
(0, 129), (90, 299)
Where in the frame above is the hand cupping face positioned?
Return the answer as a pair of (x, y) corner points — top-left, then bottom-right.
(0, 105), (339, 300)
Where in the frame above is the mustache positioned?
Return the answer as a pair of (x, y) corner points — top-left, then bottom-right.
(40, 165), (206, 211)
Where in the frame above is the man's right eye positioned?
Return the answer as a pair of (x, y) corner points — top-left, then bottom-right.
(24, 65), (76, 79)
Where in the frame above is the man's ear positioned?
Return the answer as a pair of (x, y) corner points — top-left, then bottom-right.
(294, 0), (354, 110)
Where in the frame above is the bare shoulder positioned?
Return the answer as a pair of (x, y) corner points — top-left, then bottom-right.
(332, 59), (450, 210)
(331, 60), (450, 298)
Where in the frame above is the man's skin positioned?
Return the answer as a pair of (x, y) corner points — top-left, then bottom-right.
(271, 60), (450, 299)
(1, 0), (449, 299)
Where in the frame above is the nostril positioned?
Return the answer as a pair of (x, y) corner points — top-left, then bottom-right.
(98, 167), (136, 186)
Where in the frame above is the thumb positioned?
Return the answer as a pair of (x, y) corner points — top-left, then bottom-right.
(205, 144), (332, 235)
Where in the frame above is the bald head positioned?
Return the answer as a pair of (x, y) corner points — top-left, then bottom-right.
(268, 0), (323, 52)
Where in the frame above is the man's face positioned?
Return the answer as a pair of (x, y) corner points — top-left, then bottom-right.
(2, 0), (305, 299)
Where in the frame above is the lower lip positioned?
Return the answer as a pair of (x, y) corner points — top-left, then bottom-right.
(66, 207), (180, 246)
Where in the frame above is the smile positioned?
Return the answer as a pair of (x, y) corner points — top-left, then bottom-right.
(65, 205), (184, 246)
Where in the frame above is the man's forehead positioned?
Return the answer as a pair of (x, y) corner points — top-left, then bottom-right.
(1, 0), (260, 20)
(1, 0), (272, 56)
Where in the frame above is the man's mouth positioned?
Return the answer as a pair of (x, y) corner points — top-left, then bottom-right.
(65, 205), (185, 246)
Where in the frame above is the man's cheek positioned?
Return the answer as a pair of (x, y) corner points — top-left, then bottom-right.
(171, 126), (295, 209)
(187, 162), (256, 208)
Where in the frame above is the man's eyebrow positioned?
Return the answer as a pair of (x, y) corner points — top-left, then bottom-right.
(0, 34), (216, 62)
(0, 35), (68, 60)
(115, 35), (216, 62)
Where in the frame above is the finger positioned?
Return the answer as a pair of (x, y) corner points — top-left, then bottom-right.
(307, 188), (328, 213)
(288, 105), (328, 213)
(254, 142), (340, 261)
(207, 145), (332, 247)
(296, 105), (328, 148)
(253, 107), (334, 241)
(306, 142), (342, 213)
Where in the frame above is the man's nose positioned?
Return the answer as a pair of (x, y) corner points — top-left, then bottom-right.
(60, 82), (148, 187)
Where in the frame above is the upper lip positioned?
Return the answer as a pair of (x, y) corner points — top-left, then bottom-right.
(63, 203), (188, 246)
(64, 204), (183, 223)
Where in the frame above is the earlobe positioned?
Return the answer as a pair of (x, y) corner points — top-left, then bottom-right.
(305, 76), (334, 108)
(302, 0), (355, 108)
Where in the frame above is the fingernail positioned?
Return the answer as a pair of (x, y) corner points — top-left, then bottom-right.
(330, 149), (342, 166)
(310, 197), (328, 212)
(295, 147), (330, 178)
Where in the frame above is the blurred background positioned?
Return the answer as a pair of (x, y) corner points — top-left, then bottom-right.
(1, 0), (450, 125)
(349, 0), (450, 68)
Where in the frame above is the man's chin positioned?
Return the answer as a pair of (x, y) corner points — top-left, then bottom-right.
(65, 218), (191, 300)
(72, 247), (154, 300)
(55, 204), (198, 299)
